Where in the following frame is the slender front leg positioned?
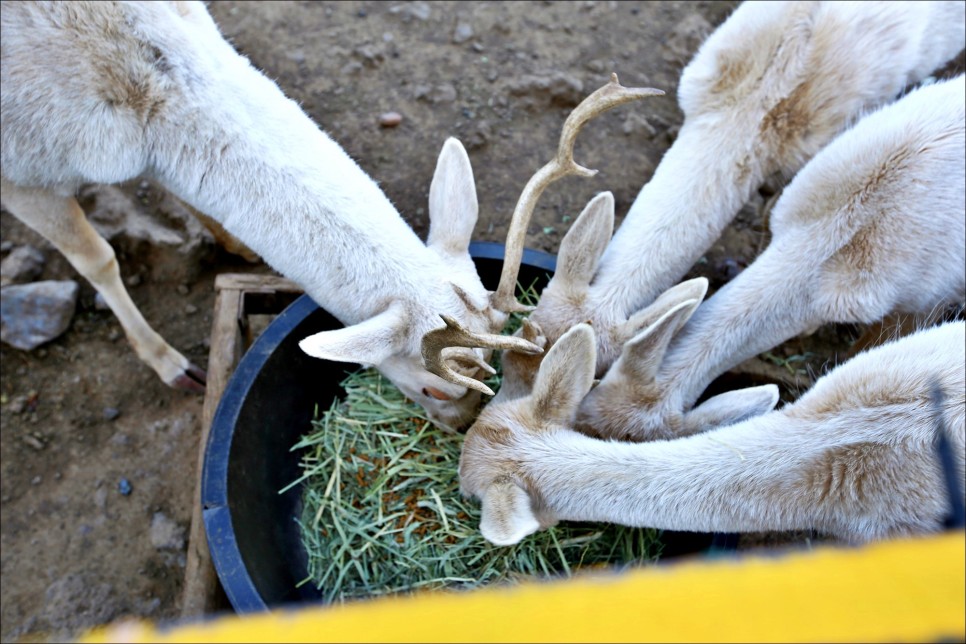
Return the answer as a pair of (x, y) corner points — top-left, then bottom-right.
(1, 180), (206, 392)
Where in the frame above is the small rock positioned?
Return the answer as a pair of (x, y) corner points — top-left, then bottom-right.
(414, 83), (458, 104)
(665, 124), (681, 144)
(177, 284), (190, 295)
(107, 328), (122, 342)
(22, 434), (45, 450)
(664, 14), (713, 65)
(125, 274), (142, 288)
(8, 395), (27, 414)
(184, 304), (198, 315)
(506, 72), (584, 109)
(103, 407), (121, 421)
(452, 21), (474, 44)
(464, 120), (492, 150)
(94, 486), (108, 510)
(354, 44), (384, 67)
(622, 112), (658, 137)
(715, 258), (745, 282)
(150, 512), (186, 551)
(93, 292), (111, 311)
(31, 475), (42, 485)
(118, 478), (132, 496)
(340, 60), (363, 76)
(110, 432), (132, 446)
(0, 245), (46, 286)
(378, 111), (403, 128)
(389, 1), (430, 22)
(284, 49), (306, 64)
(1, 280), (80, 350)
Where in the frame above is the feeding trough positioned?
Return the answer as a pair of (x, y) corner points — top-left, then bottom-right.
(201, 242), (722, 613)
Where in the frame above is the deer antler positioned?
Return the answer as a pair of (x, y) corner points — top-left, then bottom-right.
(491, 73), (664, 314)
(422, 74), (662, 395)
(422, 315), (543, 396)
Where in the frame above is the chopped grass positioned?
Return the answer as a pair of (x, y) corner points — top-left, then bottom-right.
(289, 368), (662, 603)
(286, 279), (662, 603)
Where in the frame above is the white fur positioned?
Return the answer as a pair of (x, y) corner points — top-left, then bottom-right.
(527, 0), (966, 372)
(0, 1), (493, 427)
(577, 74), (965, 441)
(460, 322), (966, 545)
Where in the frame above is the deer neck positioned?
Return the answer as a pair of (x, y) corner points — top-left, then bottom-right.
(590, 120), (765, 317)
(658, 239), (820, 409)
(148, 51), (451, 327)
(523, 414), (824, 534)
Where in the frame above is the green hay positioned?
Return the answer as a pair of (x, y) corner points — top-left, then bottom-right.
(286, 279), (662, 603)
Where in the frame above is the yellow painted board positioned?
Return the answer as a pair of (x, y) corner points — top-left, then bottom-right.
(82, 531), (965, 643)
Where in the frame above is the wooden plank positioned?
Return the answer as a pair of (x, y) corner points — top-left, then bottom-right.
(180, 284), (245, 617)
(214, 273), (301, 293)
(180, 273), (308, 617)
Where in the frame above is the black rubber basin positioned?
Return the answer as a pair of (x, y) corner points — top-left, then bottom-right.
(202, 241), (722, 613)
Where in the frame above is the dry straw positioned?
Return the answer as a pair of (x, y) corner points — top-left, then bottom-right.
(285, 282), (662, 603)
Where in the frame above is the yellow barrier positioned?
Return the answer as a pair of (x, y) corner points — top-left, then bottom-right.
(83, 531), (965, 643)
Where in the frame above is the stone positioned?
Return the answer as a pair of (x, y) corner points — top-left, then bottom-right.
(664, 13), (713, 65)
(1, 280), (80, 350)
(506, 72), (585, 109)
(415, 83), (458, 104)
(93, 292), (111, 311)
(78, 182), (217, 283)
(452, 21), (474, 44)
(149, 512), (185, 551)
(378, 111), (403, 128)
(389, 2), (430, 22)
(0, 246), (46, 286)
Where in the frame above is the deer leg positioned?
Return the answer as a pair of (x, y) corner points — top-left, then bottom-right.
(0, 181), (206, 393)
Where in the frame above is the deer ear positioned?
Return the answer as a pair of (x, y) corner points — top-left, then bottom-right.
(530, 324), (596, 427)
(427, 138), (478, 262)
(618, 296), (702, 382)
(552, 192), (614, 291)
(685, 384), (780, 431)
(299, 301), (409, 366)
(479, 480), (540, 546)
(621, 277), (708, 341)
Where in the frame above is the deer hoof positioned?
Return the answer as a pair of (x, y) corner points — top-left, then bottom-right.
(171, 364), (207, 394)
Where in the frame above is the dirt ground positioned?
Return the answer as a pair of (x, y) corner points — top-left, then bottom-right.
(1, 2), (962, 641)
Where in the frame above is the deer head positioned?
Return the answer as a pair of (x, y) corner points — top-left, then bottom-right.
(301, 75), (662, 429)
(573, 277), (779, 441)
(460, 323), (598, 544)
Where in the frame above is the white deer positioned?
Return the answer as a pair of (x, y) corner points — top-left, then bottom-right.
(507, 0), (966, 378)
(459, 321), (965, 546)
(572, 73), (965, 441)
(0, 1), (659, 428)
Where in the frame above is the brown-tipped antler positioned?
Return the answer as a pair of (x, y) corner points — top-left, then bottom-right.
(491, 73), (664, 314)
(422, 315), (543, 396)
